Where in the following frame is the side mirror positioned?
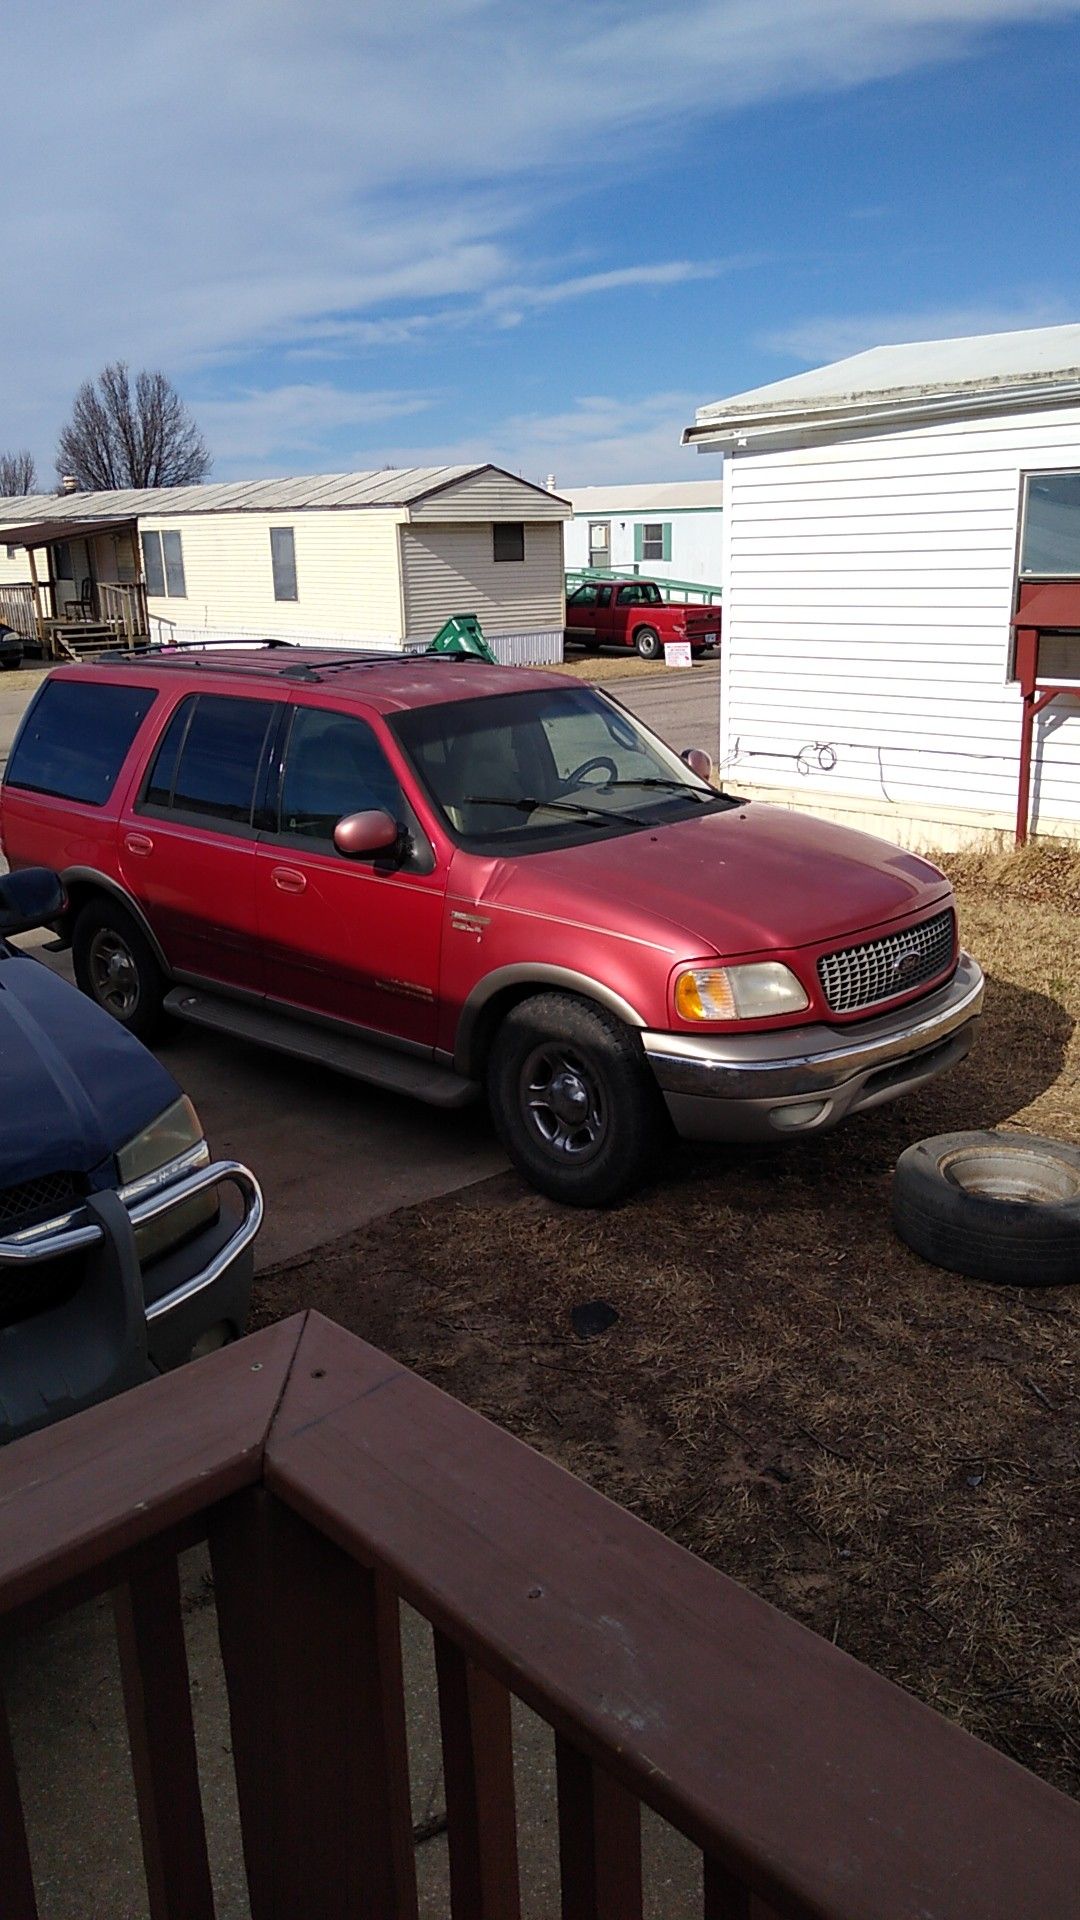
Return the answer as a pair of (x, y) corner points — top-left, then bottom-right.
(681, 747), (713, 784)
(0, 866), (66, 938)
(333, 809), (400, 858)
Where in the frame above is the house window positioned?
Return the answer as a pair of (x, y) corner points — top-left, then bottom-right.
(270, 526), (298, 601)
(1019, 471), (1080, 576)
(493, 522), (525, 563)
(588, 521), (610, 565)
(636, 522), (671, 564)
(5, 545), (17, 560)
(142, 529), (187, 598)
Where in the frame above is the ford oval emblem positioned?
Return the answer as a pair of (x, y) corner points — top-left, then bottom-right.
(891, 948), (921, 985)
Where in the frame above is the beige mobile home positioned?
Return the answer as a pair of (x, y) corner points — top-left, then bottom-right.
(0, 466), (571, 663)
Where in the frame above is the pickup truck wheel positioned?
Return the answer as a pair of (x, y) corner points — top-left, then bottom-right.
(487, 992), (664, 1206)
(892, 1130), (1080, 1286)
(634, 626), (662, 661)
(73, 899), (168, 1042)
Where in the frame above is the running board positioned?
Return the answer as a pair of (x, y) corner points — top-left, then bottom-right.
(163, 987), (480, 1110)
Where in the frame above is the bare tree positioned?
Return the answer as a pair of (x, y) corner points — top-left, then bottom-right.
(0, 450), (37, 495)
(56, 363), (211, 491)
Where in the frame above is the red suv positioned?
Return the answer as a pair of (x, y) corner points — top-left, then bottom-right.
(0, 650), (983, 1206)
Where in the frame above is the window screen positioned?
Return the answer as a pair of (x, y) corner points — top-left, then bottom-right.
(1020, 472), (1080, 575)
(270, 527), (298, 601)
(279, 708), (400, 845)
(162, 531), (186, 597)
(493, 522), (525, 563)
(6, 680), (157, 806)
(142, 694), (275, 827)
(142, 530), (186, 597)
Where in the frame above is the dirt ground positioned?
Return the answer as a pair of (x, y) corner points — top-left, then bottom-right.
(252, 845), (1080, 1798)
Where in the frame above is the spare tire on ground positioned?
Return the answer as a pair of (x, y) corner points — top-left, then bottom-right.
(892, 1130), (1080, 1286)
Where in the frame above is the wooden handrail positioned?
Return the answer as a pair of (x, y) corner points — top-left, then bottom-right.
(0, 1312), (1077, 1919)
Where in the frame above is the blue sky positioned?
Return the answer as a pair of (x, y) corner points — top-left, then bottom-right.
(5, 1), (1080, 487)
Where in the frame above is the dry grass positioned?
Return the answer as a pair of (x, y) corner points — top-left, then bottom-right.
(254, 846), (1080, 1795)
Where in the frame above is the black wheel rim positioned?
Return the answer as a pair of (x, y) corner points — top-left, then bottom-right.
(520, 1044), (608, 1163)
(87, 928), (140, 1019)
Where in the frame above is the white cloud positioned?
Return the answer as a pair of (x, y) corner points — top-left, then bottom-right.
(6, 1), (1080, 466)
(196, 385), (437, 465)
(761, 300), (1076, 364)
(342, 392), (713, 489)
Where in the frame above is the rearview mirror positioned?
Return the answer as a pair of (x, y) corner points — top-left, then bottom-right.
(0, 866), (66, 938)
(333, 810), (400, 858)
(681, 747), (713, 783)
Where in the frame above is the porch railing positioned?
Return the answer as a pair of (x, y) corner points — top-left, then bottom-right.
(567, 567), (723, 604)
(98, 580), (149, 640)
(0, 582), (37, 640)
(0, 1311), (1076, 1919)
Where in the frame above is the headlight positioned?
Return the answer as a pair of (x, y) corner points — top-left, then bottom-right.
(117, 1095), (216, 1264)
(674, 962), (809, 1022)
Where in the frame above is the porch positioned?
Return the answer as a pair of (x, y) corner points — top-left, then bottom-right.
(0, 515), (175, 660)
(0, 1311), (1075, 1918)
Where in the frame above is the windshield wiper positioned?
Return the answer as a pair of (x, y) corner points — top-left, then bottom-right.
(466, 794), (642, 828)
(602, 776), (713, 798)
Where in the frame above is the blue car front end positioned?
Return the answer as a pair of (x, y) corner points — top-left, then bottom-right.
(0, 874), (259, 1442)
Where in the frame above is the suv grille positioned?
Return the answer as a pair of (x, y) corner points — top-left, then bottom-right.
(0, 1170), (82, 1235)
(818, 910), (956, 1015)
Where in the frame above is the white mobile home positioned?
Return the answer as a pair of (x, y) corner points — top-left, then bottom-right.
(684, 324), (1080, 847)
(563, 481), (723, 591)
(0, 466), (571, 663)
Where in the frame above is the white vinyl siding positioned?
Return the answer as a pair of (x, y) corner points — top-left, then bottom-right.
(140, 507), (404, 644)
(400, 523), (565, 640)
(721, 403), (1080, 838)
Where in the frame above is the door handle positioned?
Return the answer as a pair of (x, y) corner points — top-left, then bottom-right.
(125, 832), (154, 856)
(272, 867), (306, 894)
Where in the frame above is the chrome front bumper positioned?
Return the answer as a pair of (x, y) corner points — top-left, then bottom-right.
(0, 1158), (263, 1321)
(643, 954), (985, 1142)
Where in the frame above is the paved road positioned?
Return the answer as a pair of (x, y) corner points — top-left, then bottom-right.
(613, 655), (723, 760)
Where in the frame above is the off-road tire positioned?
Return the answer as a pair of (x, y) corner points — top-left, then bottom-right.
(72, 897), (169, 1043)
(892, 1129), (1080, 1286)
(487, 991), (664, 1207)
(634, 626), (662, 662)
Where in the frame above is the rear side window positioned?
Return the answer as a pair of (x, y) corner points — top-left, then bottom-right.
(139, 694), (277, 830)
(6, 679), (156, 806)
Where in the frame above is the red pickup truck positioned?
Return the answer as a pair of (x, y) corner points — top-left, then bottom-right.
(1, 650), (982, 1208)
(565, 579), (720, 661)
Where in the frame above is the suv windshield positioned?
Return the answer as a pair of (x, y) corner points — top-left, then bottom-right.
(391, 686), (733, 849)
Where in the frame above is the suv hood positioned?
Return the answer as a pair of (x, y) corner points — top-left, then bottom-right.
(0, 950), (180, 1186)
(475, 803), (952, 958)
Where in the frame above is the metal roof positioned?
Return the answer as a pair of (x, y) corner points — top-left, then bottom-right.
(684, 322), (1080, 450)
(0, 465), (510, 532)
(564, 481), (724, 513)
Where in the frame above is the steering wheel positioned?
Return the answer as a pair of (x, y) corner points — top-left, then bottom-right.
(561, 754), (618, 792)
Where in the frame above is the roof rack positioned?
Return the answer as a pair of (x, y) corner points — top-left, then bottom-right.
(89, 637), (494, 685)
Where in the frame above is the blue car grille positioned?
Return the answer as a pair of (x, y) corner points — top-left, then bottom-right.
(818, 910), (956, 1015)
(0, 1170), (82, 1234)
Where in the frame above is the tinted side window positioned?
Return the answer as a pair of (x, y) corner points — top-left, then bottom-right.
(278, 708), (401, 846)
(141, 694), (275, 828)
(6, 680), (157, 806)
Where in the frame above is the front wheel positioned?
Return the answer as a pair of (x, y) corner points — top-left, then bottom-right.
(72, 898), (168, 1042)
(486, 992), (665, 1206)
(634, 626), (662, 662)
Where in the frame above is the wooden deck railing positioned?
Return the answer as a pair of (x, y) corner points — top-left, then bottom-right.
(0, 1311), (1077, 1919)
(99, 580), (149, 640)
(0, 582), (38, 640)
